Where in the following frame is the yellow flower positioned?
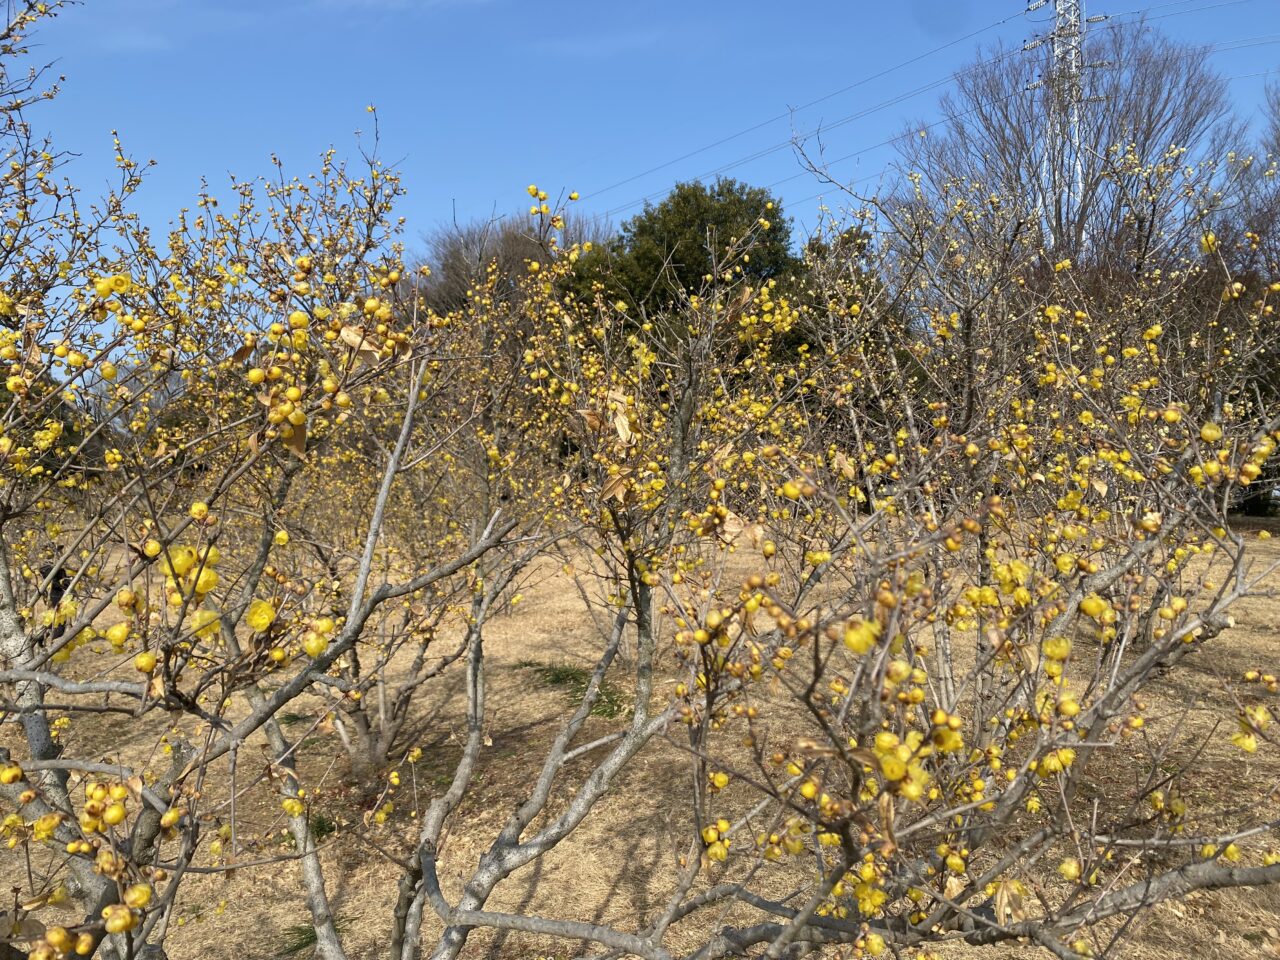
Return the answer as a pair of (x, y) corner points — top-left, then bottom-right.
(1231, 730), (1257, 753)
(1042, 636), (1072, 661)
(102, 904), (136, 934)
(246, 599), (277, 633)
(123, 883), (152, 909)
(190, 609), (221, 640)
(161, 546), (196, 577)
(843, 619), (881, 655)
(879, 755), (907, 781)
(1079, 595), (1106, 619)
(194, 566), (219, 595)
(302, 632), (328, 657)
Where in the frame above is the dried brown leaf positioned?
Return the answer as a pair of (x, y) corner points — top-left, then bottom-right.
(613, 411), (634, 444)
(600, 471), (631, 503)
(579, 408), (606, 432)
(0, 912), (44, 940)
(285, 421), (307, 459)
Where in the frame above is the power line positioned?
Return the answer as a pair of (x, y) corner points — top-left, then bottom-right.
(783, 63), (1280, 214)
(583, 9), (1029, 200)
(707, 40), (1278, 231)
(600, 0), (1263, 219)
(592, 0), (1263, 220)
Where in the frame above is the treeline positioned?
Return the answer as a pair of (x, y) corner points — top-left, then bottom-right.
(419, 20), (1280, 508)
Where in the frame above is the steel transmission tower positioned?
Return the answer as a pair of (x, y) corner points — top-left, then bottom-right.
(1026, 0), (1095, 254)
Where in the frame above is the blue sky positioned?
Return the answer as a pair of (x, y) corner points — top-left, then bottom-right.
(36, 0), (1280, 250)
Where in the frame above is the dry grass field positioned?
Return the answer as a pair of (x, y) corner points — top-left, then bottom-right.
(8, 7), (1280, 960)
(7, 518), (1280, 960)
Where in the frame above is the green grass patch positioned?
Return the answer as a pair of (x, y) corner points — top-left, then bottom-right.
(274, 916), (356, 957)
(308, 811), (337, 842)
(522, 661), (627, 719)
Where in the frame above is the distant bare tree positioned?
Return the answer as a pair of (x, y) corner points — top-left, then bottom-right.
(1263, 82), (1280, 159)
(419, 211), (611, 312)
(886, 22), (1240, 270)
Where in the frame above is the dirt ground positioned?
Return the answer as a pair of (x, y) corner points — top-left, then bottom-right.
(6, 518), (1280, 960)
